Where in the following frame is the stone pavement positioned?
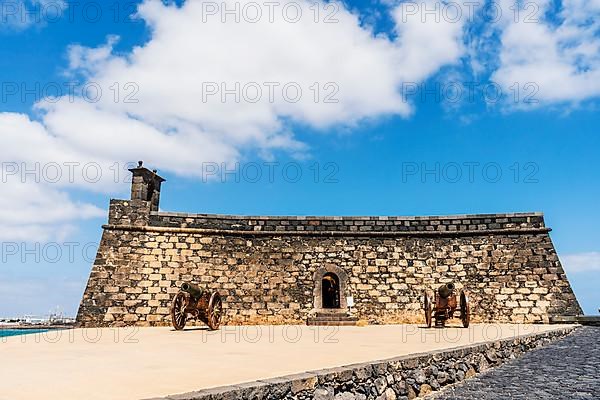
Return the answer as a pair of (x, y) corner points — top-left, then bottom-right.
(433, 326), (600, 399)
(0, 324), (567, 400)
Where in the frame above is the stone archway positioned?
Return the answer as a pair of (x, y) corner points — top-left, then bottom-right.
(313, 266), (348, 312)
(322, 272), (340, 308)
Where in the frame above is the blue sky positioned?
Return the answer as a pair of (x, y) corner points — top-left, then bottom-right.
(0, 0), (598, 317)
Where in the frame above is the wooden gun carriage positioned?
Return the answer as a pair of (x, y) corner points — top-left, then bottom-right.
(171, 282), (222, 330)
(423, 283), (470, 328)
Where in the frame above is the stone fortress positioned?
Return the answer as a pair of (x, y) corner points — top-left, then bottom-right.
(76, 162), (582, 327)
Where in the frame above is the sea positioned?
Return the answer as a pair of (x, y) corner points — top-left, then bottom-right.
(0, 329), (49, 338)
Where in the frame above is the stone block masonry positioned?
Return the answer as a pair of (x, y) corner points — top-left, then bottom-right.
(76, 165), (582, 327)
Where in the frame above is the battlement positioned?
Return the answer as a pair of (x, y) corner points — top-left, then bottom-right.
(106, 162), (547, 235)
(147, 211), (547, 235)
(106, 201), (548, 236)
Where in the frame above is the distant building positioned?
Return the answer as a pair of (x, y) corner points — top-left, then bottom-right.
(23, 315), (47, 324)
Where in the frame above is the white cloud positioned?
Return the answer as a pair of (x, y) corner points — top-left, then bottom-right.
(1, 0), (471, 241)
(561, 252), (600, 273)
(15, 0), (471, 177)
(67, 0), (467, 133)
(0, 179), (103, 242)
(0, 113), (105, 241)
(491, 0), (600, 106)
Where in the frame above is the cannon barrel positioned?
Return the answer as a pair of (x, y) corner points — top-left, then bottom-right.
(438, 282), (455, 299)
(181, 282), (203, 299)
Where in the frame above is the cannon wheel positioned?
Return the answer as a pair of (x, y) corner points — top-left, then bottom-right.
(206, 292), (222, 330)
(460, 291), (470, 328)
(171, 292), (188, 330)
(424, 292), (433, 328)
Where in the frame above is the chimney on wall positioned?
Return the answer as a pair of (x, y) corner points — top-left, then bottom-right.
(128, 161), (166, 212)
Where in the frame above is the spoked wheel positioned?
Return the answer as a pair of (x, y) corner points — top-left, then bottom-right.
(460, 290), (470, 328)
(206, 292), (222, 330)
(424, 292), (433, 328)
(171, 292), (188, 330)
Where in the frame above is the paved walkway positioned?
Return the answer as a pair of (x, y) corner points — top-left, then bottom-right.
(0, 324), (566, 400)
(433, 326), (600, 399)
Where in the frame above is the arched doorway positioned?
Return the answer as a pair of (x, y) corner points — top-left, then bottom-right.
(312, 266), (348, 312)
(322, 272), (340, 308)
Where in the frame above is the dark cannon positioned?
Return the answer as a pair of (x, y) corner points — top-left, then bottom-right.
(423, 282), (470, 328)
(171, 282), (222, 330)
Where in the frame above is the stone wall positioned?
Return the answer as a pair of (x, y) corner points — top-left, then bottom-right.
(148, 211), (547, 233)
(146, 326), (575, 400)
(76, 197), (582, 327)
